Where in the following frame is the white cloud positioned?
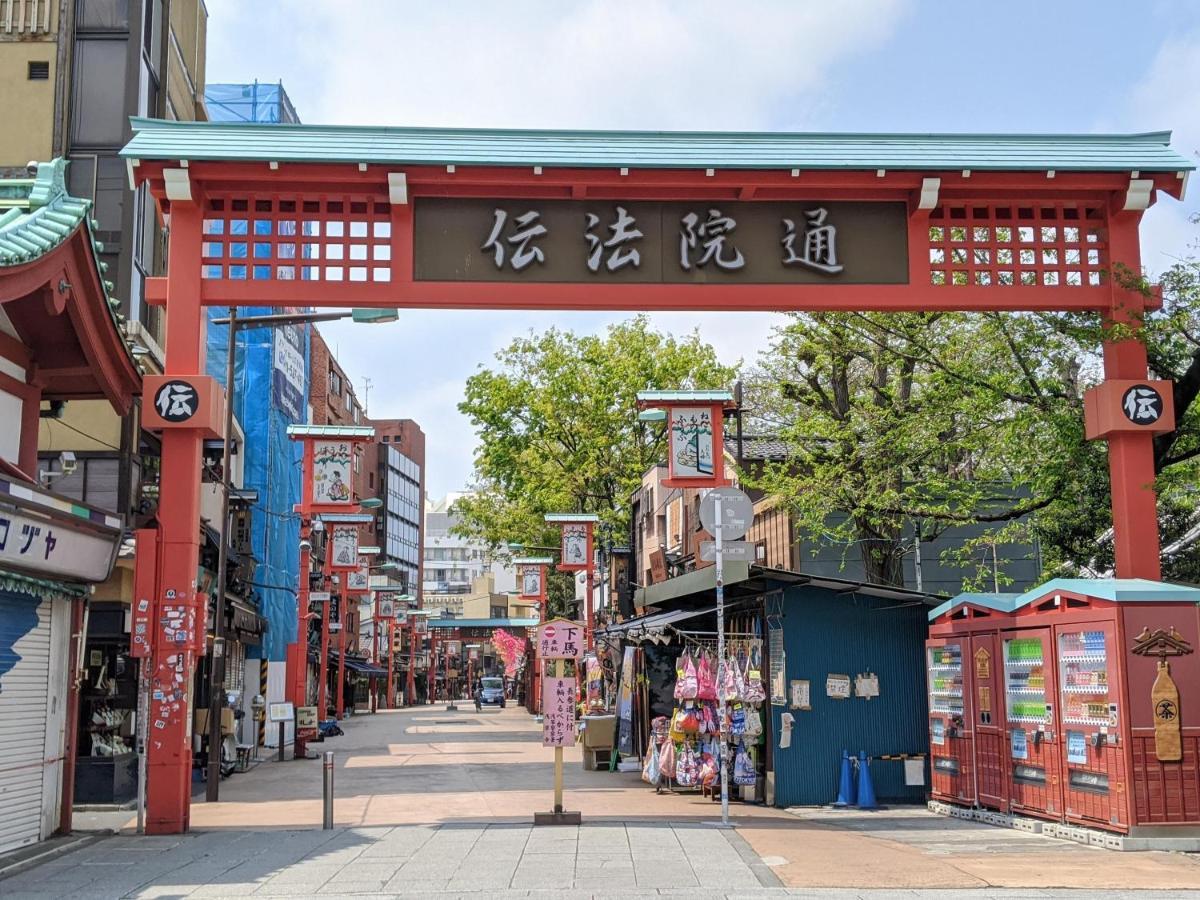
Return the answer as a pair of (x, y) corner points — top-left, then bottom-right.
(201, 0), (910, 497)
(1116, 31), (1200, 276)
(205, 0), (906, 131)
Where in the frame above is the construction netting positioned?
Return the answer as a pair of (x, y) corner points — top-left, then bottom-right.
(207, 307), (309, 662)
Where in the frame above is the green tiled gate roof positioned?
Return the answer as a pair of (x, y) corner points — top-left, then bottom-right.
(0, 158), (121, 319)
(122, 118), (1194, 172)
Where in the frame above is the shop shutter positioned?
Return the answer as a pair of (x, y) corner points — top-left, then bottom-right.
(0, 592), (51, 854)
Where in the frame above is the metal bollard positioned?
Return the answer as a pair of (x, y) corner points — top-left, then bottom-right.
(322, 751), (334, 829)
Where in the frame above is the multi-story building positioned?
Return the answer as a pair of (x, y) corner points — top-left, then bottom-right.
(369, 419), (425, 602)
(20, 0), (210, 538)
(2, 0), (209, 351)
(423, 493), (516, 597)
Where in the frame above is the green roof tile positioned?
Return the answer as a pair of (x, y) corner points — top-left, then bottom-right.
(122, 118), (1195, 173)
(0, 158), (125, 335)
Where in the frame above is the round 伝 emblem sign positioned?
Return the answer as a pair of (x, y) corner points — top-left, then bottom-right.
(1121, 384), (1163, 425)
(153, 380), (199, 423)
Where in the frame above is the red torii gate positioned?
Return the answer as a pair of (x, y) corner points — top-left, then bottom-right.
(122, 120), (1191, 833)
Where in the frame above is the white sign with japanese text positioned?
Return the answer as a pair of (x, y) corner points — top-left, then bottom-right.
(542, 675), (575, 747)
(537, 618), (583, 660)
(0, 508), (117, 583)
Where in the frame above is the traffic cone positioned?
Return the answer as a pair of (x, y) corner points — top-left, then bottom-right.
(855, 751), (878, 810)
(833, 749), (856, 807)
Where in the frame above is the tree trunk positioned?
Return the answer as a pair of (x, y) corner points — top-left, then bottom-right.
(855, 517), (906, 587)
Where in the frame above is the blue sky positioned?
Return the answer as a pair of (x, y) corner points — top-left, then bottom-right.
(203, 0), (1200, 499)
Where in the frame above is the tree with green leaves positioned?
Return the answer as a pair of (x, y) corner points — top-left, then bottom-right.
(454, 316), (737, 559)
(745, 238), (1200, 588)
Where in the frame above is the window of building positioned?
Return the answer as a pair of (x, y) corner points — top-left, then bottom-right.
(329, 369), (342, 397)
(71, 38), (130, 147)
(76, 0), (131, 31)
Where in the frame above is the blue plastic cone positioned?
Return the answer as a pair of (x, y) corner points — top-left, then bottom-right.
(833, 749), (856, 807)
(855, 751), (878, 810)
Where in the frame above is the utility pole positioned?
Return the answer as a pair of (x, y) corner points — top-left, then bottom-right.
(206, 307), (237, 801)
(361, 377), (373, 413)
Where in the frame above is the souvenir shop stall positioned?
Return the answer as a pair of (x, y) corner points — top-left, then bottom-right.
(602, 599), (770, 804)
(74, 601), (138, 805)
(641, 609), (769, 801)
(607, 563), (937, 809)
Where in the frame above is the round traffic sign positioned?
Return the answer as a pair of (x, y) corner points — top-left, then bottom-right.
(699, 487), (753, 540)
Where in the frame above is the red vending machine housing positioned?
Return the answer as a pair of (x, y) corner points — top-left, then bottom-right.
(1014, 579), (1200, 834)
(999, 625), (1063, 821)
(927, 593), (1018, 809)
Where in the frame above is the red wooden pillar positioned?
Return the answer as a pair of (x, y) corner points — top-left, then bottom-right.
(406, 620), (416, 706)
(386, 618), (396, 708)
(1103, 214), (1161, 581)
(335, 597), (347, 719)
(318, 593), (330, 719)
(146, 199), (205, 835)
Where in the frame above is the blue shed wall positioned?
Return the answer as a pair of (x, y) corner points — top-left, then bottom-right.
(206, 307), (310, 662)
(770, 585), (930, 807)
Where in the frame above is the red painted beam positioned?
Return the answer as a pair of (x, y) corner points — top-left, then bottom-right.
(156, 278), (1114, 312)
(130, 159), (1184, 201)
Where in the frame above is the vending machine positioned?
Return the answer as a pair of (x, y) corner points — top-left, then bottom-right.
(1055, 620), (1126, 830)
(1000, 627), (1062, 820)
(926, 593), (1019, 809)
(1008, 578), (1200, 835)
(927, 637), (974, 805)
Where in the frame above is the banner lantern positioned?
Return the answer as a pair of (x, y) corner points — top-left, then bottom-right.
(637, 389), (735, 488)
(514, 556), (552, 603)
(545, 514), (599, 573)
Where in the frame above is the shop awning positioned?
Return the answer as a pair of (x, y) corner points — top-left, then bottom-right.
(329, 651), (387, 677)
(599, 605), (718, 638)
(632, 563), (941, 612)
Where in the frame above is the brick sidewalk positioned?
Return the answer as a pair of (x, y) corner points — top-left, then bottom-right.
(1, 822), (775, 897)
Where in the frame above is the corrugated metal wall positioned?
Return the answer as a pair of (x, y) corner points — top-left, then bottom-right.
(771, 584), (929, 807)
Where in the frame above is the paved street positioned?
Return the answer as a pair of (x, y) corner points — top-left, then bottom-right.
(3, 706), (1198, 898)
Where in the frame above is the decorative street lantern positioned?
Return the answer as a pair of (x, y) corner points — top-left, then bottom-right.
(514, 556), (552, 606)
(636, 389), (736, 488)
(545, 513), (601, 648)
(285, 424), (375, 743)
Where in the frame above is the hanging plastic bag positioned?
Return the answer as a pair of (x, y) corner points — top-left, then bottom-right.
(675, 742), (699, 787)
(642, 738), (661, 785)
(733, 741), (757, 786)
(745, 705), (763, 738)
(743, 642), (767, 704)
(698, 751), (717, 787)
(729, 701), (747, 736)
(674, 651), (699, 701)
(699, 701), (717, 735)
(720, 655), (742, 703)
(696, 650), (718, 701)
(660, 740), (677, 780)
